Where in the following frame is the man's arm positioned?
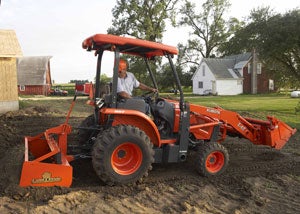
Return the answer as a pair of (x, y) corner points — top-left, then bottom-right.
(139, 83), (158, 93)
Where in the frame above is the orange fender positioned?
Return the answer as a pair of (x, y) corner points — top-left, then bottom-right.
(101, 108), (161, 147)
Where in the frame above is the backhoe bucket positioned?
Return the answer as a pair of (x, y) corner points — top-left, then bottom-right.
(19, 124), (73, 187)
(245, 116), (296, 149)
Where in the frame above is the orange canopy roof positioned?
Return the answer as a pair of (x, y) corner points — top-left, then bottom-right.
(82, 34), (178, 58)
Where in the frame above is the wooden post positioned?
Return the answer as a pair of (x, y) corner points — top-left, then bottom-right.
(251, 49), (257, 94)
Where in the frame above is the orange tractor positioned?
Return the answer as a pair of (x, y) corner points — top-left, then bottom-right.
(20, 34), (296, 187)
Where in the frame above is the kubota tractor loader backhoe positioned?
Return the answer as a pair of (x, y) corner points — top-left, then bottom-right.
(20, 34), (296, 187)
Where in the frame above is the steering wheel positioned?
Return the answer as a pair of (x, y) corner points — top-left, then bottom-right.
(142, 91), (158, 104)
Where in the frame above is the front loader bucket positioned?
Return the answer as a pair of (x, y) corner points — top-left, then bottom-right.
(19, 124), (73, 187)
(265, 116), (296, 149)
(245, 116), (297, 149)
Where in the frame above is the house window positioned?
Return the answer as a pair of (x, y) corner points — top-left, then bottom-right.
(257, 63), (262, 74)
(269, 79), (274, 90)
(198, 81), (203, 88)
(248, 63), (251, 74)
(19, 85), (25, 91)
(202, 65), (205, 76)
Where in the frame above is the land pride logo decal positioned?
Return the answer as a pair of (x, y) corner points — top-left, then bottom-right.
(31, 172), (62, 184)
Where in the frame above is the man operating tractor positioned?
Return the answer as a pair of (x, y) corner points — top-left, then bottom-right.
(117, 58), (158, 99)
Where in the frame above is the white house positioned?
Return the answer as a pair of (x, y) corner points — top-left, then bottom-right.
(192, 53), (252, 95)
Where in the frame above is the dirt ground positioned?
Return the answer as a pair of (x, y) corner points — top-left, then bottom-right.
(0, 98), (299, 214)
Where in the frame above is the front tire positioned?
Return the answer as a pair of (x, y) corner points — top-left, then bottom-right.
(92, 125), (154, 185)
(196, 142), (229, 177)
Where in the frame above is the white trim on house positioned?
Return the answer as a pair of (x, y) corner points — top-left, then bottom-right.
(228, 69), (238, 78)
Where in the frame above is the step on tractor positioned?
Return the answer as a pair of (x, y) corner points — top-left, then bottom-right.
(20, 34), (296, 187)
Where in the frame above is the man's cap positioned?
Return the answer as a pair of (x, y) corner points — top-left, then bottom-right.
(119, 59), (127, 71)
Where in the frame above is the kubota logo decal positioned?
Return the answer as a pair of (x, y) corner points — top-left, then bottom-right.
(31, 172), (62, 184)
(206, 109), (220, 114)
(237, 122), (246, 131)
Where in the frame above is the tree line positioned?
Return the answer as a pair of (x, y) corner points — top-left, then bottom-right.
(105, 0), (299, 91)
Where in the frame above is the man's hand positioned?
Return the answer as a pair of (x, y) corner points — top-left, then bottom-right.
(151, 88), (158, 93)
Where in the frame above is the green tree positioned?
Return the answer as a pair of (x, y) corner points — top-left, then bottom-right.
(108, 0), (178, 41)
(178, 0), (240, 64)
(175, 43), (194, 87)
(107, 0), (179, 89)
(157, 63), (175, 91)
(224, 8), (300, 88)
(220, 6), (275, 55)
(99, 74), (112, 85)
(176, 0), (239, 88)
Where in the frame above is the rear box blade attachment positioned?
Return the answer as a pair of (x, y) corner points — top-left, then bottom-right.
(19, 124), (73, 187)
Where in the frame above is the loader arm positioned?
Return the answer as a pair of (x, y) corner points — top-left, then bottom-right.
(189, 103), (296, 149)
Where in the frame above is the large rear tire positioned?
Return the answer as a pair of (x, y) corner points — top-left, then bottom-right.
(196, 142), (229, 177)
(92, 125), (154, 185)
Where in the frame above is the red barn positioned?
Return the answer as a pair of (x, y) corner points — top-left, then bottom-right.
(17, 56), (52, 96)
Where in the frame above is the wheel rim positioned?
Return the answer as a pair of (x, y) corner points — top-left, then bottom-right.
(205, 151), (225, 173)
(111, 142), (142, 175)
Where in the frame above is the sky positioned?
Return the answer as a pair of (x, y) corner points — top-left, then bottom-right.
(0, 0), (299, 83)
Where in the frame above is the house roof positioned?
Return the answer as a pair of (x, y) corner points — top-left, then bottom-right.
(223, 52), (252, 62)
(0, 30), (23, 57)
(198, 52), (252, 80)
(17, 56), (52, 85)
(204, 58), (236, 78)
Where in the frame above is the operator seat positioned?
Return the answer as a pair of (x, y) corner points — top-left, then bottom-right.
(117, 98), (147, 114)
(102, 94), (147, 114)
